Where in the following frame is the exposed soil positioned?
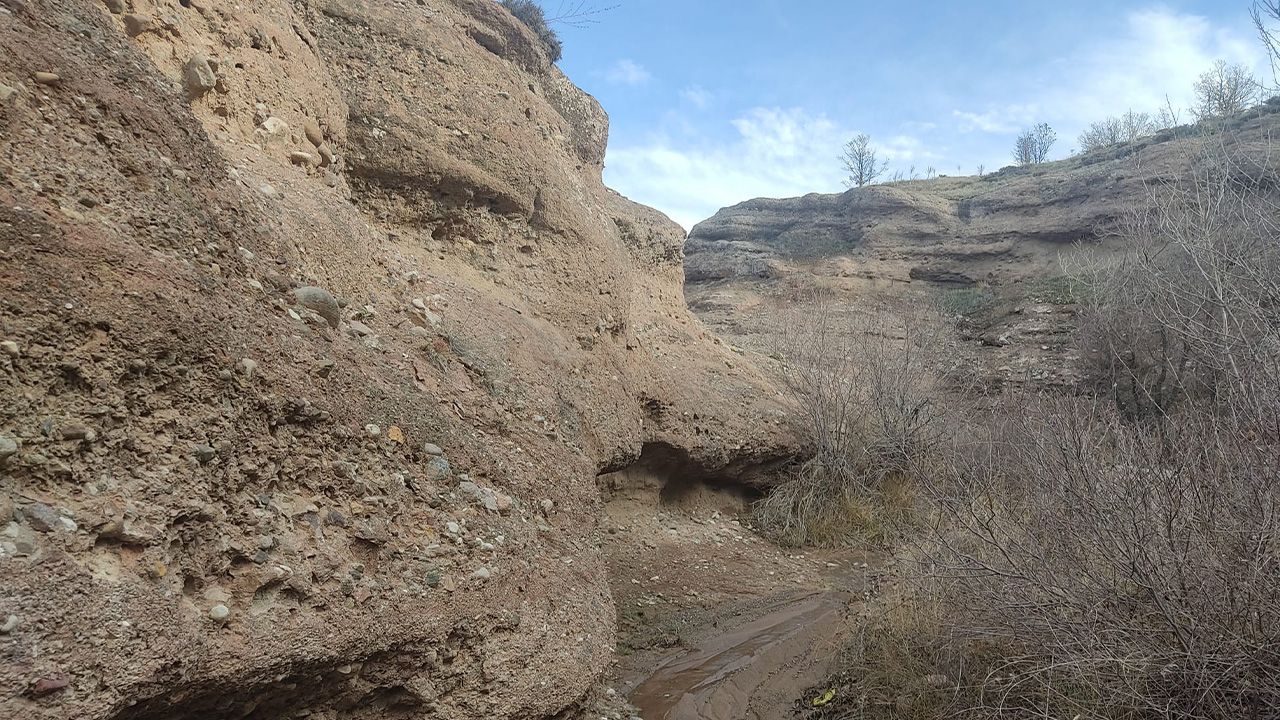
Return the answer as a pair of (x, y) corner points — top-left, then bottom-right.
(600, 453), (892, 720)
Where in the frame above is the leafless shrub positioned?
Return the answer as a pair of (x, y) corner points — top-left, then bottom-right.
(1013, 123), (1056, 165)
(914, 391), (1280, 719)
(753, 298), (944, 546)
(875, 117), (1280, 720)
(1077, 126), (1280, 420)
(1079, 110), (1158, 153)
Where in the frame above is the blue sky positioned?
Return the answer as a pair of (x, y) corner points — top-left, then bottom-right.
(554, 1), (1268, 229)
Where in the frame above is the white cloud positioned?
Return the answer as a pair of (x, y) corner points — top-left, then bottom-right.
(952, 105), (1038, 134)
(605, 107), (852, 230)
(680, 85), (712, 109)
(604, 59), (652, 87)
(953, 8), (1266, 141)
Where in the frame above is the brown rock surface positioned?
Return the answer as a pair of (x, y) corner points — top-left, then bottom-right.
(0, 1), (798, 718)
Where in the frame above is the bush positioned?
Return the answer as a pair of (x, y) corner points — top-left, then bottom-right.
(752, 299), (941, 547)
(501, 0), (563, 62)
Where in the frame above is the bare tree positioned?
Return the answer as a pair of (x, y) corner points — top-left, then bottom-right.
(1253, 0), (1280, 86)
(976, 164), (985, 177)
(1193, 59), (1258, 119)
(840, 133), (889, 188)
(1079, 110), (1157, 152)
(545, 1), (620, 28)
(1012, 122), (1056, 164)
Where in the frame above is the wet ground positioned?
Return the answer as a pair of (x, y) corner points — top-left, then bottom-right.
(600, 472), (887, 720)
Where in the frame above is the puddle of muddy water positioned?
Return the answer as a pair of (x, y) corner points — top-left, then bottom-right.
(629, 590), (853, 720)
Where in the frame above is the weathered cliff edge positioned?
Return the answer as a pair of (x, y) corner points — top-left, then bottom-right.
(0, 1), (798, 718)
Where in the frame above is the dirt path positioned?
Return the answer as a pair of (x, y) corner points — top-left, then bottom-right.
(600, 467), (886, 720)
(628, 590), (854, 720)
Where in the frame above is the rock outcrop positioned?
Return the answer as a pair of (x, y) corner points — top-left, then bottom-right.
(686, 105), (1280, 287)
(0, 1), (797, 718)
(683, 106), (1280, 391)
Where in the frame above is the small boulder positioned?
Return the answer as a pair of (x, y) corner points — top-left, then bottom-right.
(291, 286), (341, 328)
(122, 14), (153, 37)
(304, 120), (324, 147)
(182, 55), (217, 95)
(23, 503), (64, 533)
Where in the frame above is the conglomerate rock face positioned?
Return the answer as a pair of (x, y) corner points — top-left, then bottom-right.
(0, 1), (798, 718)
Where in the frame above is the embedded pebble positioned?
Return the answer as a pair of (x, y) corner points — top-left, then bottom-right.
(304, 121), (324, 147)
(209, 604), (231, 621)
(24, 503), (64, 533)
(470, 567), (492, 580)
(0, 614), (18, 633)
(364, 424), (381, 438)
(61, 424), (95, 442)
(33, 72), (61, 86)
(103, 0), (124, 12)
(237, 358), (258, 377)
(122, 13), (153, 37)
(291, 286), (341, 328)
(425, 456), (452, 482)
(0, 340), (18, 356)
(421, 443), (444, 456)
(0, 435), (17, 460)
(193, 445), (217, 464)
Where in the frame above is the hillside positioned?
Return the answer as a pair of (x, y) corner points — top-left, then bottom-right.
(684, 104), (1280, 390)
(0, 2), (800, 719)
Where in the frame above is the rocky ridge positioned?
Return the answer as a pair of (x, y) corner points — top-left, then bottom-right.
(683, 106), (1280, 391)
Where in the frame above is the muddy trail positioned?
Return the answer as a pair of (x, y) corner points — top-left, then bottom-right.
(600, 462), (889, 720)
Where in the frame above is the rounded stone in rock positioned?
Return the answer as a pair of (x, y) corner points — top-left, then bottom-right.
(23, 503), (63, 533)
(0, 614), (18, 633)
(122, 14), (153, 37)
(291, 286), (341, 328)
(209, 604), (231, 621)
(0, 434), (18, 460)
(0, 340), (18, 356)
(33, 72), (61, 86)
(237, 358), (258, 378)
(364, 424), (381, 438)
(60, 425), (96, 442)
(421, 442), (444, 456)
(304, 121), (324, 147)
(470, 567), (492, 580)
(103, 0), (125, 12)
(192, 444), (217, 464)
